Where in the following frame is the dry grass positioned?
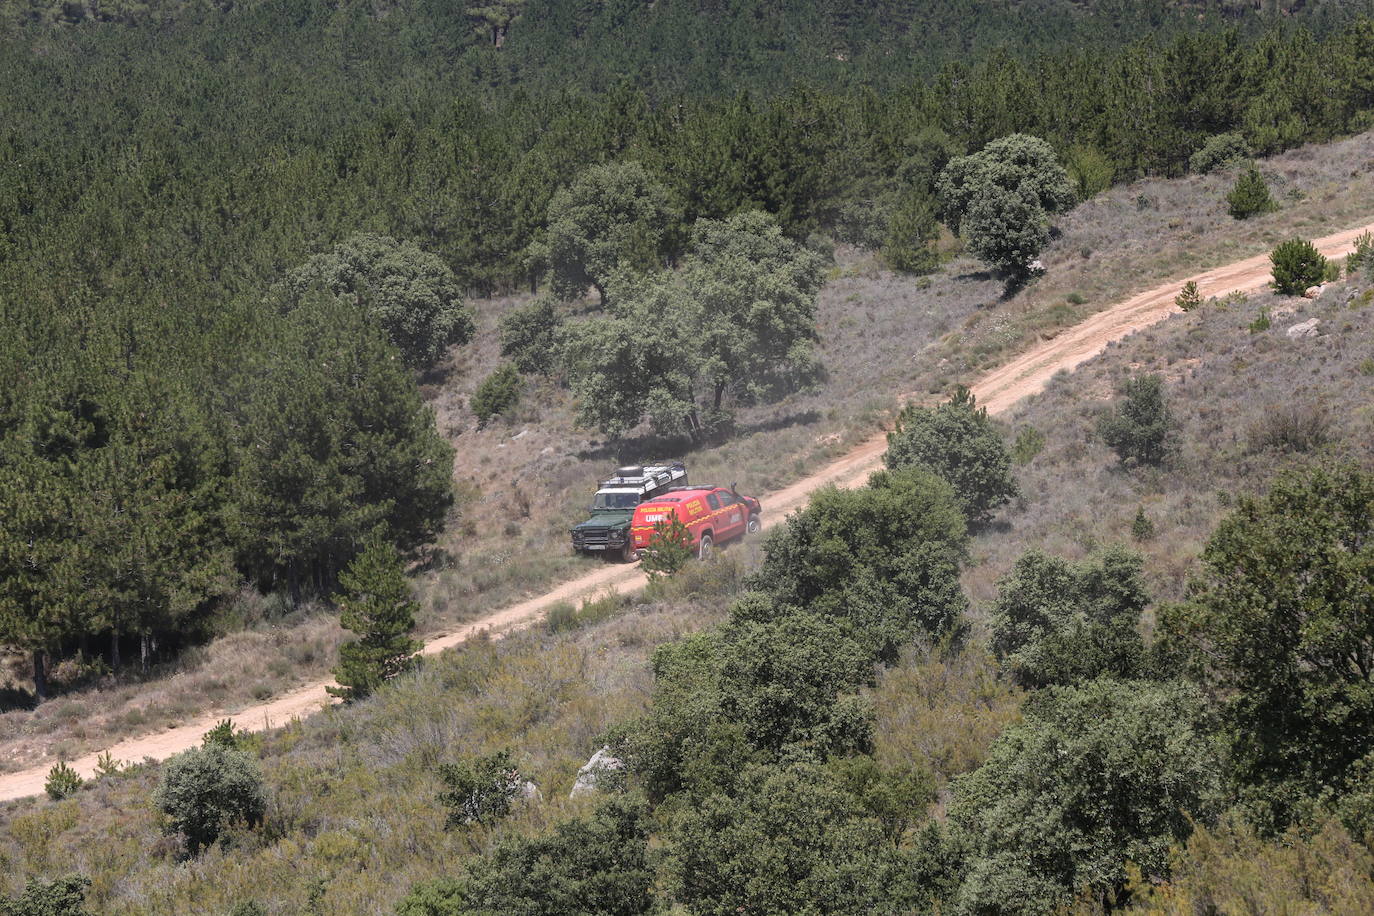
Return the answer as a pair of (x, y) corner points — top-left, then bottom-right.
(0, 605), (344, 774)
(0, 557), (751, 913)
(944, 129), (1374, 374)
(964, 277), (1374, 627)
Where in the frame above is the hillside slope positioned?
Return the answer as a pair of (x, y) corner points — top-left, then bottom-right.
(0, 219), (1366, 804)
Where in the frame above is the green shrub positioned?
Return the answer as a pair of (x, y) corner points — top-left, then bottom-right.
(154, 744), (266, 855)
(1010, 426), (1044, 465)
(543, 601), (578, 633)
(989, 547), (1149, 688)
(1346, 231), (1374, 277)
(750, 467), (968, 660)
(2, 875), (94, 916)
(880, 192), (940, 274)
(639, 515), (695, 580)
(884, 386), (1018, 524)
(1131, 505), (1156, 542)
(44, 761), (83, 800)
(663, 761), (896, 916)
(717, 612), (875, 756)
(1248, 307), (1271, 333)
(1158, 465), (1374, 828)
(833, 196), (888, 249)
(1064, 143), (1114, 199)
(1270, 237), (1328, 296)
(1097, 374), (1174, 466)
(499, 298), (560, 374)
(471, 364), (523, 426)
(1175, 280), (1202, 312)
(403, 796), (655, 916)
(1227, 168), (1278, 219)
(1189, 132), (1251, 174)
(616, 612), (875, 802)
(950, 680), (1223, 913)
(438, 749), (524, 828)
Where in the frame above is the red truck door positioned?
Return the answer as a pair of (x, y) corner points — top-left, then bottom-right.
(709, 489), (747, 542)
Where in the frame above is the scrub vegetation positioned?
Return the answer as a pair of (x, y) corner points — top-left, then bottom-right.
(4, 1), (1374, 913)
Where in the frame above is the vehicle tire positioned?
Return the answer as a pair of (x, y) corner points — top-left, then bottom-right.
(620, 541), (638, 563)
(697, 533), (714, 560)
(746, 514), (761, 536)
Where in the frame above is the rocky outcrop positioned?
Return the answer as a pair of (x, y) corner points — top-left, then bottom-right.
(569, 746), (624, 798)
(1286, 317), (1322, 340)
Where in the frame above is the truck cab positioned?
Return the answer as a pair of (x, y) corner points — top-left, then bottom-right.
(571, 462), (688, 561)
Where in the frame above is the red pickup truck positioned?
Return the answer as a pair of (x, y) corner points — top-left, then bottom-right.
(629, 485), (761, 559)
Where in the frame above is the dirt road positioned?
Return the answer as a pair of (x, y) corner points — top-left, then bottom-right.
(1, 223), (1367, 803)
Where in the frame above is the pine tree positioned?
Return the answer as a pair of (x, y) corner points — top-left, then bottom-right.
(1174, 281), (1202, 312)
(1226, 168), (1278, 220)
(327, 535), (423, 701)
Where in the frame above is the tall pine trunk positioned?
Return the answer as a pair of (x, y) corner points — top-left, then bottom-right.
(33, 650), (48, 701)
(110, 626), (121, 671)
(140, 632), (151, 675)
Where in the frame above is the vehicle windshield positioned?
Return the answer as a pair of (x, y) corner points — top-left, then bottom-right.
(593, 491), (640, 510)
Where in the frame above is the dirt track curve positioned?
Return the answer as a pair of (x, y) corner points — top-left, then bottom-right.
(2, 223), (1369, 802)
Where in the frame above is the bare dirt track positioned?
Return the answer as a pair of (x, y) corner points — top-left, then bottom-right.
(1, 222), (1368, 803)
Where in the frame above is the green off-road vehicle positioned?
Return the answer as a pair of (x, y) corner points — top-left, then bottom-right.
(570, 462), (688, 561)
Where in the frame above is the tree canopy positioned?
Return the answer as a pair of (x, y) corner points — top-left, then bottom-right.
(937, 134), (1076, 275)
(884, 386), (1017, 524)
(989, 546), (1149, 688)
(542, 161), (676, 305)
(280, 234), (475, 369)
(561, 211), (825, 441)
(1160, 465), (1374, 825)
(951, 679), (1224, 913)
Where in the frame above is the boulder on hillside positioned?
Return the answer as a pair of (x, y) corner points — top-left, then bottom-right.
(1286, 318), (1322, 340)
(569, 746), (624, 798)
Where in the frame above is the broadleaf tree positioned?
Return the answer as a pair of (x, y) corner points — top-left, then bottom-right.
(562, 211), (824, 443)
(884, 385), (1017, 525)
(544, 161), (677, 305)
(1159, 464), (1374, 827)
(280, 234), (475, 369)
(936, 133), (1076, 276)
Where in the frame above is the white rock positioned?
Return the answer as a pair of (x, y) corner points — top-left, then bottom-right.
(519, 780), (542, 802)
(1303, 285), (1324, 299)
(569, 746), (624, 798)
(1286, 318), (1322, 340)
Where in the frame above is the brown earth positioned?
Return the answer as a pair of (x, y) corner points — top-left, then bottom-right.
(0, 221), (1368, 803)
